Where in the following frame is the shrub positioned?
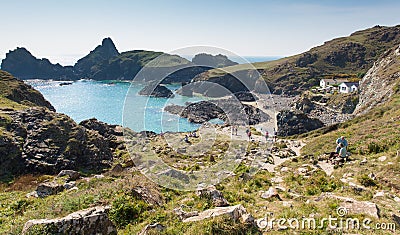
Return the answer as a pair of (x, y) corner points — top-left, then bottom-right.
(109, 194), (148, 228)
(367, 142), (387, 154)
(357, 174), (377, 187)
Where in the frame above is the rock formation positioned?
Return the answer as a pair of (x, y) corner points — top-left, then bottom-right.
(354, 44), (400, 115)
(74, 37), (120, 79)
(1, 48), (77, 80)
(22, 206), (117, 235)
(192, 53), (238, 68)
(139, 83), (174, 98)
(277, 110), (324, 136)
(164, 99), (270, 125)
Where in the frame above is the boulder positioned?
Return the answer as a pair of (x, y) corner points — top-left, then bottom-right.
(132, 186), (164, 206)
(63, 181), (76, 190)
(241, 213), (255, 224)
(182, 204), (247, 223)
(22, 206), (116, 235)
(378, 156), (387, 162)
(139, 223), (166, 235)
(57, 170), (80, 181)
(174, 207), (199, 220)
(196, 185), (229, 207)
(317, 193), (380, 219)
(36, 182), (65, 198)
(260, 187), (282, 200)
(393, 214), (400, 227)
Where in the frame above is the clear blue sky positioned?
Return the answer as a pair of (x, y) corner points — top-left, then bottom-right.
(1, 0), (399, 65)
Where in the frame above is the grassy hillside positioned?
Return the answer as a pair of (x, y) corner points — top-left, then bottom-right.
(199, 25), (400, 94)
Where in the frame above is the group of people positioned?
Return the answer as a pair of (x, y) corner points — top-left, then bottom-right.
(244, 127), (278, 142)
(183, 131), (198, 143)
(230, 125), (239, 136)
(329, 136), (348, 164)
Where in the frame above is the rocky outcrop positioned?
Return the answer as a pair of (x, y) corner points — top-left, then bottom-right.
(165, 99), (270, 125)
(0, 70), (55, 110)
(74, 37), (120, 79)
(34, 181), (65, 198)
(197, 185), (229, 207)
(22, 206), (117, 235)
(182, 204), (247, 223)
(277, 110), (324, 136)
(139, 223), (166, 235)
(354, 45), (400, 115)
(1, 48), (77, 80)
(79, 118), (123, 149)
(192, 53), (238, 68)
(132, 186), (164, 206)
(57, 170), (80, 181)
(234, 91), (256, 102)
(139, 84), (174, 98)
(0, 107), (117, 180)
(317, 193), (380, 219)
(165, 101), (224, 123)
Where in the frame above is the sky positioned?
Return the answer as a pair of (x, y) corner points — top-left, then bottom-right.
(1, 0), (400, 65)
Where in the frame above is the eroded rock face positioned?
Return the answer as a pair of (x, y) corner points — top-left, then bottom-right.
(354, 45), (400, 115)
(1, 48), (77, 80)
(22, 206), (117, 235)
(277, 110), (324, 136)
(0, 107), (115, 179)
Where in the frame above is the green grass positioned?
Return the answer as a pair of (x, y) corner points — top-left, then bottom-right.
(196, 25), (400, 95)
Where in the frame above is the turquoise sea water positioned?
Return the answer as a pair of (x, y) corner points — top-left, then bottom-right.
(26, 80), (210, 133)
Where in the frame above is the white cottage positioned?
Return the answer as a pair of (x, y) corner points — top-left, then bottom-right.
(339, 82), (359, 93)
(320, 79), (349, 88)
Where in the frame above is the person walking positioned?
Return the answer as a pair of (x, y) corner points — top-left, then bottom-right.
(247, 130), (252, 141)
(265, 130), (269, 142)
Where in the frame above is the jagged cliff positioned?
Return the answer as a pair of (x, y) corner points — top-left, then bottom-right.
(0, 70), (124, 181)
(74, 37), (120, 78)
(1, 48), (77, 80)
(354, 44), (400, 115)
(1, 38), (209, 83)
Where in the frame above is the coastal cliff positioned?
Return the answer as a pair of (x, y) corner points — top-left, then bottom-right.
(194, 25), (400, 95)
(0, 70), (123, 181)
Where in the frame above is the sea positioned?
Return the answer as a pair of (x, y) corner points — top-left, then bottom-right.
(26, 80), (215, 133)
(23, 56), (280, 133)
